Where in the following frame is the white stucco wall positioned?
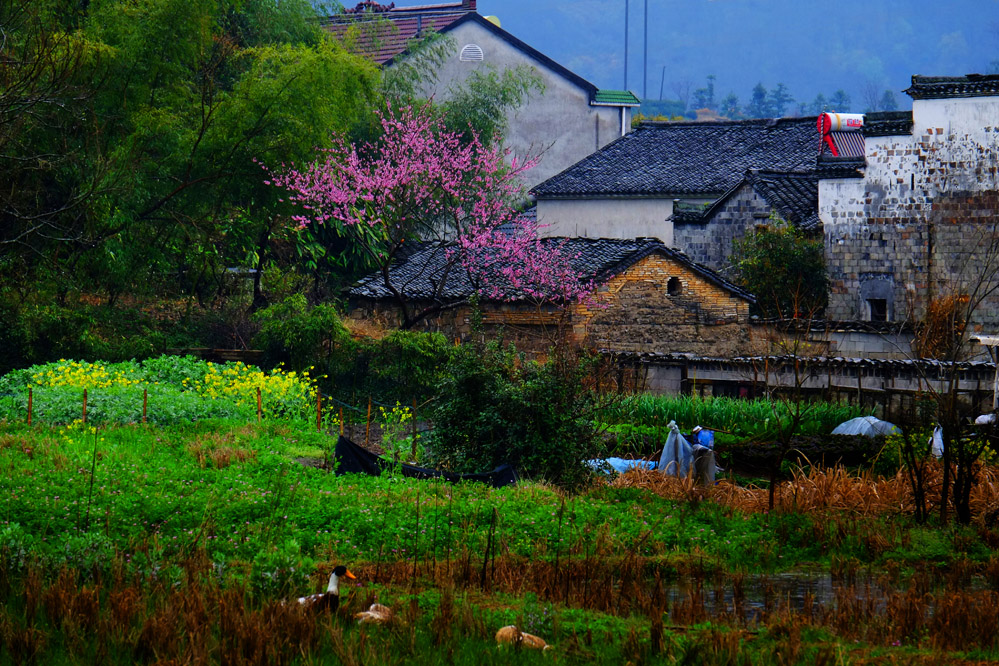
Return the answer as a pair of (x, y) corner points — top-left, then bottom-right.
(416, 20), (630, 190)
(821, 94), (999, 324)
(535, 198), (675, 242)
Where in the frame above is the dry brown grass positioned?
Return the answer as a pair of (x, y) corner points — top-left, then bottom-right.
(186, 432), (256, 469)
(613, 463), (999, 524)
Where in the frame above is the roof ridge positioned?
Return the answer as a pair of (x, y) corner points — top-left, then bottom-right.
(638, 115), (817, 129)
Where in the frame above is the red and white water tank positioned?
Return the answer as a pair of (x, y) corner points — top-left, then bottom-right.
(817, 113), (864, 134)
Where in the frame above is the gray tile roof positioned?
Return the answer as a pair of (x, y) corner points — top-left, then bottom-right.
(745, 171), (821, 231)
(348, 236), (754, 303)
(531, 117), (822, 198)
(674, 170), (822, 232)
(904, 74), (999, 100)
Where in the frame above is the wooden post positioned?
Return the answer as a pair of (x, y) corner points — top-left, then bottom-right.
(82, 389), (88, 424)
(411, 400), (418, 459)
(339, 408), (344, 435)
(365, 397), (372, 446)
(857, 369), (863, 408)
(316, 391), (322, 432)
(27, 388), (32, 426)
(142, 388), (148, 424)
(257, 387), (262, 422)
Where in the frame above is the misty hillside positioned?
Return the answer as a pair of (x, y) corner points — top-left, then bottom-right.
(475, 0), (997, 114)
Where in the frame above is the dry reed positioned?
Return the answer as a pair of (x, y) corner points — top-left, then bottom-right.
(613, 463), (999, 524)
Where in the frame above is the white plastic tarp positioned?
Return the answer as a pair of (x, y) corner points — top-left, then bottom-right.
(831, 416), (901, 437)
(659, 421), (694, 477)
(930, 426), (944, 458)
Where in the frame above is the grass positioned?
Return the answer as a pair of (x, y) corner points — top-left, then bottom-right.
(3, 419), (999, 664)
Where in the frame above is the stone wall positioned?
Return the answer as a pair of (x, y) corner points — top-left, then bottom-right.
(578, 253), (755, 356)
(673, 183), (771, 272)
(822, 96), (999, 331)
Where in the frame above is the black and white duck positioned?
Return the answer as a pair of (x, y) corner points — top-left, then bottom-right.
(297, 565), (356, 613)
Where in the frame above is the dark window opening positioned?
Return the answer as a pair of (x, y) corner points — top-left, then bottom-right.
(667, 277), (681, 296)
(868, 298), (887, 322)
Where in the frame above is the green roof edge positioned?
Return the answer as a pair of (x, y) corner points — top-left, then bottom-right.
(594, 89), (641, 106)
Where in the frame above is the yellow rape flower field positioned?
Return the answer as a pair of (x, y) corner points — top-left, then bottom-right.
(0, 355), (319, 425)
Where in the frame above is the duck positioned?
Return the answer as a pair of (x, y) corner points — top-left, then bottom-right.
(355, 602), (394, 625)
(495, 625), (551, 650)
(297, 565), (356, 613)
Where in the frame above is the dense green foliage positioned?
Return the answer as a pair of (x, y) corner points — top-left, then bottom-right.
(601, 393), (868, 440)
(2, 420), (985, 582)
(2, 0), (378, 303)
(732, 215), (829, 318)
(427, 342), (606, 488)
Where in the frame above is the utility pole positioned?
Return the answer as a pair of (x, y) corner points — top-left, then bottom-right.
(660, 64), (666, 100)
(643, 0), (648, 99)
(624, 0), (629, 90)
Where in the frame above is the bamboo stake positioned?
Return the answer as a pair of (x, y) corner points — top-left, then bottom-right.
(142, 388), (148, 424)
(339, 408), (344, 435)
(82, 389), (88, 424)
(365, 397), (372, 446)
(257, 387), (262, 422)
(316, 391), (322, 432)
(412, 488), (420, 588)
(27, 388), (32, 426)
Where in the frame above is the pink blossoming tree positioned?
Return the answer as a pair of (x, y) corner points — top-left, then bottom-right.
(265, 104), (593, 329)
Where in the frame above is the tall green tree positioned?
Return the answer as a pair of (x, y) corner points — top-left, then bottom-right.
(744, 82), (770, 118)
(732, 214), (828, 319)
(766, 83), (794, 117)
(829, 89), (851, 112)
(2, 0), (380, 307)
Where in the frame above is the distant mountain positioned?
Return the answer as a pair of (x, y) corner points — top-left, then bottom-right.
(475, 0), (997, 114)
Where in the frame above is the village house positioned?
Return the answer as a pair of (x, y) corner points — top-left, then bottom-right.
(323, 1), (640, 189)
(819, 74), (999, 334)
(530, 116), (831, 245)
(346, 237), (757, 358)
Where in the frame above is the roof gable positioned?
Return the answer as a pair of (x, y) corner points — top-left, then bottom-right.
(348, 236), (755, 303)
(673, 170), (821, 232)
(531, 117), (823, 198)
(324, 7), (639, 106)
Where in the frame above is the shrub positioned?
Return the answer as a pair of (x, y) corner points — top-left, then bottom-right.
(364, 331), (453, 405)
(426, 341), (605, 489)
(252, 295), (351, 372)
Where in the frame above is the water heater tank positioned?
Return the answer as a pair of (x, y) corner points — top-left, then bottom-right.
(817, 112), (864, 134)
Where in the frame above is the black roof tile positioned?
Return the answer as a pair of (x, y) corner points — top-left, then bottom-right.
(531, 117), (823, 198)
(746, 171), (821, 231)
(863, 111), (913, 137)
(675, 170), (822, 232)
(348, 236), (755, 303)
(904, 74), (999, 100)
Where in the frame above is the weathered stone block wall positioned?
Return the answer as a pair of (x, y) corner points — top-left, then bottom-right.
(823, 97), (999, 330)
(673, 183), (770, 272)
(579, 253), (754, 356)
